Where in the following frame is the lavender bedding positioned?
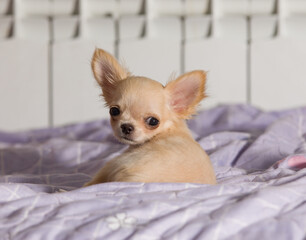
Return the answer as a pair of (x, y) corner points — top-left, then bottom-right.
(0, 104), (306, 240)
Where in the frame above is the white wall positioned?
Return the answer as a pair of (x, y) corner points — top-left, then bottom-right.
(0, 0), (306, 131)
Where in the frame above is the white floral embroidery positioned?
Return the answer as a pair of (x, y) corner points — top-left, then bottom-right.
(106, 213), (137, 230)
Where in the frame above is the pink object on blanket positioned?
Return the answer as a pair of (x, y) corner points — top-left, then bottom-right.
(288, 155), (306, 169)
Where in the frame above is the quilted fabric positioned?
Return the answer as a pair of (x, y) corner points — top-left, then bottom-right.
(0, 104), (306, 240)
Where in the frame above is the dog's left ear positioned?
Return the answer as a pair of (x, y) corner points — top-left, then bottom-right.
(165, 70), (207, 119)
(91, 48), (130, 105)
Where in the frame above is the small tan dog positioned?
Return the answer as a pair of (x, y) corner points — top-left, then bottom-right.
(84, 49), (216, 186)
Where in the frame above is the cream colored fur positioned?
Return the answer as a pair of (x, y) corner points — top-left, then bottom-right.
(84, 49), (216, 185)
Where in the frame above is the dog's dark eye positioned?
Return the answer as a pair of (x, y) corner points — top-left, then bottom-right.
(146, 117), (159, 127)
(110, 107), (120, 116)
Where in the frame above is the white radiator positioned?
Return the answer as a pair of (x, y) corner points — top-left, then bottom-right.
(0, 0), (306, 131)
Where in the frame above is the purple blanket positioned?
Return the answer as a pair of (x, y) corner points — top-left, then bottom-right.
(0, 104), (306, 239)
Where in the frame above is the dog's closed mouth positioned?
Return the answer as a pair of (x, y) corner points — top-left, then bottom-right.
(122, 136), (135, 142)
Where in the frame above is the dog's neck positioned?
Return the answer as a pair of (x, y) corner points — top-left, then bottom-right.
(166, 119), (193, 137)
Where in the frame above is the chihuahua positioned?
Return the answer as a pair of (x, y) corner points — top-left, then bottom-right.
(84, 49), (216, 185)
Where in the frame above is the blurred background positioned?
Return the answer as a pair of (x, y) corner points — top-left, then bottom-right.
(0, 0), (306, 131)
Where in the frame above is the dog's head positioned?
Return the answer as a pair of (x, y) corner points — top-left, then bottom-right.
(92, 48), (207, 145)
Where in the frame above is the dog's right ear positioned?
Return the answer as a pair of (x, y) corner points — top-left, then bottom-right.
(165, 70), (207, 119)
(91, 48), (129, 104)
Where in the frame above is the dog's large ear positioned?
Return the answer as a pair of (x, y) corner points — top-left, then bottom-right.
(91, 48), (129, 104)
(165, 70), (207, 119)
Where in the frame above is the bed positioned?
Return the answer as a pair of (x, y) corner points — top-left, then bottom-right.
(0, 104), (306, 239)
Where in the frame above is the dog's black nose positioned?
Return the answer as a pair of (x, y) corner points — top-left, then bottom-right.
(121, 124), (134, 135)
